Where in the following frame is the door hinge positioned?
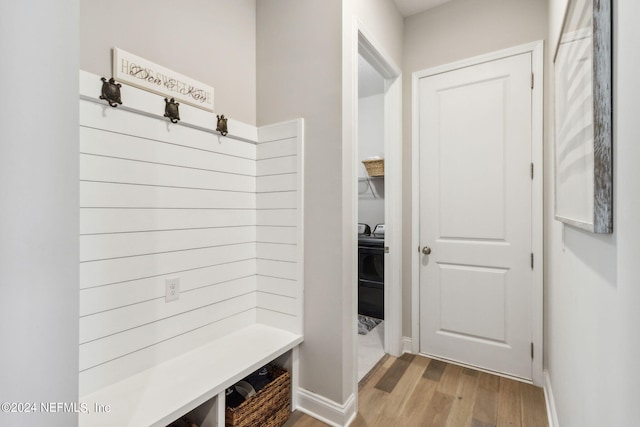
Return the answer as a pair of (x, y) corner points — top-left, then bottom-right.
(531, 342), (534, 359)
(531, 73), (534, 89)
(530, 163), (534, 180)
(531, 253), (534, 269)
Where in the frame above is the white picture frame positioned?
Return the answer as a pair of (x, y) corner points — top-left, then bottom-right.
(553, 0), (612, 233)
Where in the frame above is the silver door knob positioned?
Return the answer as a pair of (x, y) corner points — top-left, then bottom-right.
(422, 246), (432, 255)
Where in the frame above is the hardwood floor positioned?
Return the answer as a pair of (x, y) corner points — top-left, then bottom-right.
(284, 354), (548, 427)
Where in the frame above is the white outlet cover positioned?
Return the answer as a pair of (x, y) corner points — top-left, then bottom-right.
(165, 278), (180, 302)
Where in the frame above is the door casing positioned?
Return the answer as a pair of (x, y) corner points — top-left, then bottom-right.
(348, 19), (404, 406)
(411, 41), (544, 386)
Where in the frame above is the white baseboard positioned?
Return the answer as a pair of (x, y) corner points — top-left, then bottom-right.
(296, 388), (356, 427)
(543, 370), (560, 427)
(402, 336), (413, 354)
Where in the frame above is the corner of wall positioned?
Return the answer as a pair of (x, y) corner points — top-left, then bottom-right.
(543, 370), (560, 427)
(296, 388), (357, 427)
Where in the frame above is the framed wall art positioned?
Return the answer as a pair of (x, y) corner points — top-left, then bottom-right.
(554, 0), (612, 233)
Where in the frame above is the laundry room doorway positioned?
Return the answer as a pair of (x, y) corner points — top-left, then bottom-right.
(355, 28), (403, 382)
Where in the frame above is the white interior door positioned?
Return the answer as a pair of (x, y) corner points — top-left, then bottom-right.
(418, 52), (534, 380)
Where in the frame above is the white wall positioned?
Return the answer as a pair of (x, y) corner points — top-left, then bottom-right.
(77, 72), (304, 398)
(544, 0), (640, 425)
(548, 0), (568, 58)
(355, 0), (404, 68)
(0, 1), (80, 426)
(256, 121), (305, 336)
(257, 1), (402, 421)
(358, 94), (385, 228)
(401, 0), (548, 336)
(78, 94), (259, 395)
(80, 0), (257, 125)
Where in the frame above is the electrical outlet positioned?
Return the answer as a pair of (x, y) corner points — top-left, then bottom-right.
(165, 277), (180, 302)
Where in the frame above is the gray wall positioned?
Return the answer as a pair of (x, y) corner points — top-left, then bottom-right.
(0, 1), (80, 426)
(401, 0), (548, 337)
(80, 0), (257, 125)
(544, 0), (640, 425)
(257, 0), (348, 403)
(257, 0), (403, 408)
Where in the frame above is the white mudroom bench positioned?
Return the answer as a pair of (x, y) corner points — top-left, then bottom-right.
(80, 324), (302, 427)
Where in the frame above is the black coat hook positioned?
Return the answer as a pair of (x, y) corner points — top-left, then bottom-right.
(164, 98), (180, 123)
(216, 114), (228, 136)
(99, 77), (122, 107)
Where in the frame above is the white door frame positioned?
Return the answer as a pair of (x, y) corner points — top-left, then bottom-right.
(354, 22), (403, 358)
(411, 41), (544, 385)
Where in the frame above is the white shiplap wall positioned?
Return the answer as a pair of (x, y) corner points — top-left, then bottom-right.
(78, 71), (303, 396)
(256, 122), (304, 335)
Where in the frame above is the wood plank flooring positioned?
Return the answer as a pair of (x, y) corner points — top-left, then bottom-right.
(284, 354), (548, 427)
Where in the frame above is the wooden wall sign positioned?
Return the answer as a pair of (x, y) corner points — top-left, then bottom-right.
(113, 47), (214, 112)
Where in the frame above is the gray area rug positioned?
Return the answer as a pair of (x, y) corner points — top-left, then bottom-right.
(358, 315), (382, 335)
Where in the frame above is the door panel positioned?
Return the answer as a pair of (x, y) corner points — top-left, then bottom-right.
(438, 78), (506, 240)
(438, 264), (507, 342)
(418, 52), (533, 379)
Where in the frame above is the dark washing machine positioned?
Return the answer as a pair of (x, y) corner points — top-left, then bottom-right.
(358, 224), (385, 320)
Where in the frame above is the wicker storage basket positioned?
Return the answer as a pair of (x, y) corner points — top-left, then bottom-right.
(225, 365), (290, 427)
(362, 158), (384, 177)
(168, 416), (198, 427)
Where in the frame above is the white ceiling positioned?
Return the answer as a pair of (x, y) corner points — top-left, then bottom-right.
(393, 0), (452, 17)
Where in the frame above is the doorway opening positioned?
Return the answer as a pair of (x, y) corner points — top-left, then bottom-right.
(355, 29), (403, 383)
(357, 53), (386, 381)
